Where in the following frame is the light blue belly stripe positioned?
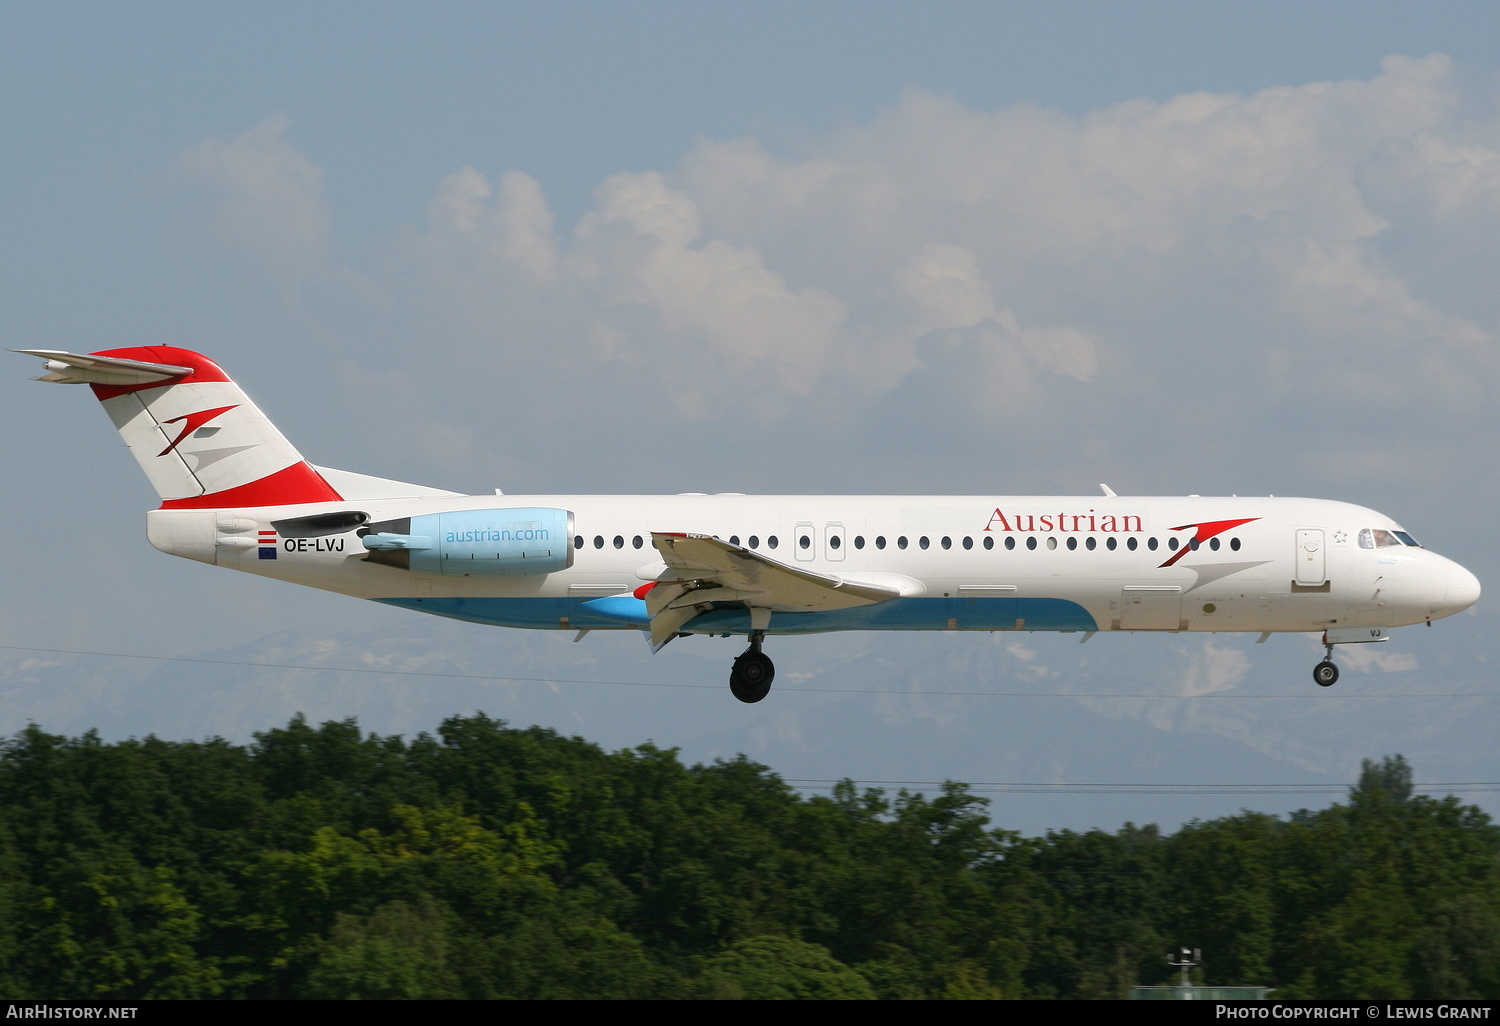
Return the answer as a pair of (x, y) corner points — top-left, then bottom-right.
(373, 596), (1098, 634)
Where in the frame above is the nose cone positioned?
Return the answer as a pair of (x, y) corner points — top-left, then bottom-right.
(1444, 564), (1481, 615)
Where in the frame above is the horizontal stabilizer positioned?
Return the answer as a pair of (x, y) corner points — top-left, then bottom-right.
(14, 349), (191, 387)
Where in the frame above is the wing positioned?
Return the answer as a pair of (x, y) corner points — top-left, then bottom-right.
(644, 532), (899, 649)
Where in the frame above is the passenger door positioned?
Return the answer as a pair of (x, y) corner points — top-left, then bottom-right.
(1295, 529), (1326, 586)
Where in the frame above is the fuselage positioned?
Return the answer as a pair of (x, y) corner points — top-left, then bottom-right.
(19, 344), (1481, 700)
(147, 492), (1480, 639)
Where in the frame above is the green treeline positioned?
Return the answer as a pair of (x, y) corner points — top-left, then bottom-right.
(0, 716), (1496, 999)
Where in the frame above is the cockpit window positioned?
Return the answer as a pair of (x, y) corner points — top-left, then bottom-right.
(1359, 528), (1408, 549)
(1393, 531), (1421, 548)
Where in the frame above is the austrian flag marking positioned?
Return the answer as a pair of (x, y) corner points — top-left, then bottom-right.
(258, 530), (277, 560)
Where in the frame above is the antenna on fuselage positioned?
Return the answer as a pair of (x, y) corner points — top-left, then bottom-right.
(1100, 483), (1118, 497)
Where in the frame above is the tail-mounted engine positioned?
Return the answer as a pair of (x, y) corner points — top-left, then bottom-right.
(358, 507), (574, 577)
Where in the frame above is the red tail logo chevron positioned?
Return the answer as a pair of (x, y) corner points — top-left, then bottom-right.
(1158, 518), (1261, 568)
(157, 405), (240, 457)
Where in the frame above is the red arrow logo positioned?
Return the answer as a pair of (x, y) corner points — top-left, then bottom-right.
(1158, 518), (1260, 568)
(157, 405), (239, 457)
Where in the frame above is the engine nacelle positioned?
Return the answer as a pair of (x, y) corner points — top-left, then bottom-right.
(360, 507), (574, 577)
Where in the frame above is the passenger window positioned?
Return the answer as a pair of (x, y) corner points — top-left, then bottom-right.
(876, 536), (886, 550)
(729, 535), (740, 546)
(1209, 538), (1219, 551)
(1086, 537), (1097, 550)
(614, 536), (624, 549)
(1026, 537), (1037, 550)
(574, 536), (584, 549)
(1106, 537), (1117, 550)
(1230, 538), (1241, 551)
(830, 535), (841, 549)
(898, 536), (908, 549)
(962, 537), (973, 550)
(854, 536), (865, 549)
(1168, 538), (1179, 551)
(594, 536), (604, 549)
(1046, 537), (1058, 550)
(1189, 538), (1199, 550)
(768, 536), (778, 549)
(799, 535), (811, 549)
(919, 536), (929, 550)
(1147, 538), (1158, 551)
(1002, 536), (1012, 550)
(941, 536), (952, 550)
(1066, 537), (1077, 550)
(633, 536), (643, 549)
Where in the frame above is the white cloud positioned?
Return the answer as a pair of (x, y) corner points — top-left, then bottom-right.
(1176, 640), (1251, 697)
(427, 165), (492, 236)
(178, 55), (1500, 494)
(1338, 644), (1421, 674)
(421, 166), (558, 280)
(576, 171), (849, 393)
(896, 243), (996, 333)
(1003, 639), (1037, 662)
(585, 170), (700, 248)
(1398, 132), (1500, 218)
(1278, 227), (1485, 344)
(496, 171), (559, 278)
(175, 115), (334, 289)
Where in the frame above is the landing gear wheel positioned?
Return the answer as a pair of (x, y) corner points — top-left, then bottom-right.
(730, 650), (774, 703)
(1313, 660), (1339, 687)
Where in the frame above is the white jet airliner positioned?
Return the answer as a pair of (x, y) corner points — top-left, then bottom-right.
(18, 347), (1481, 702)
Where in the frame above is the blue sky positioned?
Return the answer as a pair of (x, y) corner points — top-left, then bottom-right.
(4, 2), (1500, 831)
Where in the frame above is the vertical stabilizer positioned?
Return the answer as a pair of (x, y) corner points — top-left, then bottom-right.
(17, 347), (342, 508)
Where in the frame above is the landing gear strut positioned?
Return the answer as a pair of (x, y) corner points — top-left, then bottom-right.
(1313, 641), (1339, 687)
(730, 631), (774, 703)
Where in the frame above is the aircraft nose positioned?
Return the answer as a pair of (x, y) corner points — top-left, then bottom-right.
(1444, 564), (1481, 614)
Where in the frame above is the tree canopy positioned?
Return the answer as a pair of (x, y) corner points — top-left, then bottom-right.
(0, 715), (1495, 999)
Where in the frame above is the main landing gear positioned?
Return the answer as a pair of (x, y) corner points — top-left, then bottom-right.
(730, 631), (774, 703)
(1313, 639), (1339, 687)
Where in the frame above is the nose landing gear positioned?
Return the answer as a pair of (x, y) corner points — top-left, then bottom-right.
(1313, 639), (1339, 687)
(1313, 626), (1391, 687)
(730, 631), (774, 703)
